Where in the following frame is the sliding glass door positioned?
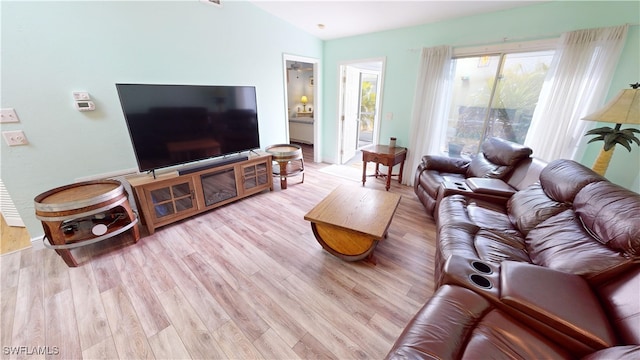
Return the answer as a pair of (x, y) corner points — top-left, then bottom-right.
(446, 50), (554, 156)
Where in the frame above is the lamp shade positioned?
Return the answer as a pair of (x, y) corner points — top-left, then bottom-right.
(300, 96), (308, 104)
(582, 88), (640, 124)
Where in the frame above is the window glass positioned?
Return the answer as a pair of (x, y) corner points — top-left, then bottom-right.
(446, 50), (554, 156)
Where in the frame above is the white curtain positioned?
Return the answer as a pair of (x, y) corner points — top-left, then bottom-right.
(403, 45), (452, 186)
(524, 24), (629, 161)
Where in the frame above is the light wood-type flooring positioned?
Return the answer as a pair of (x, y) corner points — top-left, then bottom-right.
(0, 214), (31, 255)
(0, 145), (437, 359)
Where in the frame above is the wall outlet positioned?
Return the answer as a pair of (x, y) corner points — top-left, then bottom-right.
(2, 130), (29, 146)
(0, 108), (20, 123)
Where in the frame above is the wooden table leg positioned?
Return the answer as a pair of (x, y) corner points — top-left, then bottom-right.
(385, 164), (392, 191)
(362, 160), (367, 186)
(278, 161), (288, 189)
(43, 223), (78, 267)
(398, 158), (405, 184)
(122, 203), (140, 243)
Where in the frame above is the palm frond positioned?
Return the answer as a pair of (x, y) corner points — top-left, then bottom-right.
(613, 137), (632, 152)
(585, 125), (640, 152)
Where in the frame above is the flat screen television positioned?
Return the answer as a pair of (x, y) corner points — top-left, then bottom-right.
(116, 84), (260, 172)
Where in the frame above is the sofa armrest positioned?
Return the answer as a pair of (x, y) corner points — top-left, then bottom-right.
(437, 179), (512, 206)
(420, 155), (469, 174)
(500, 261), (616, 350)
(465, 177), (516, 197)
(386, 285), (491, 360)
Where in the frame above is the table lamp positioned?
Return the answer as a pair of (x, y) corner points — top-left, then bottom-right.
(301, 96), (308, 112)
(582, 83), (640, 176)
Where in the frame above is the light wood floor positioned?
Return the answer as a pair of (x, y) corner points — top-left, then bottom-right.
(0, 145), (437, 359)
(0, 214), (31, 255)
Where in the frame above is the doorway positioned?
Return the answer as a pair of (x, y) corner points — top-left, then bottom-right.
(338, 58), (385, 164)
(282, 54), (320, 162)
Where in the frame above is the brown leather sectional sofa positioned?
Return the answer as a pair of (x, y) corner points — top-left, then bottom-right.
(414, 137), (545, 217)
(388, 138), (640, 359)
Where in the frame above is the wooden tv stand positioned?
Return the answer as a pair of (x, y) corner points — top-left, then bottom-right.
(126, 153), (273, 234)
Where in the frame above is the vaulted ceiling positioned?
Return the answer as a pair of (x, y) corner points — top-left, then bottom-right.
(249, 1), (547, 40)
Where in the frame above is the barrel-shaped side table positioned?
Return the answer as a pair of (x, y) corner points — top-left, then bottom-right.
(265, 144), (305, 189)
(34, 180), (140, 267)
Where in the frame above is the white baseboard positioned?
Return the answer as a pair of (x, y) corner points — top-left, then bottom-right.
(31, 235), (45, 250)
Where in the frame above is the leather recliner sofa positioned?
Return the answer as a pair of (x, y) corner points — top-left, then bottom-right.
(388, 147), (640, 358)
(434, 159), (639, 285)
(387, 264), (640, 359)
(414, 137), (544, 217)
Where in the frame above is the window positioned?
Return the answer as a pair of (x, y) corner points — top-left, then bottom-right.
(445, 49), (555, 156)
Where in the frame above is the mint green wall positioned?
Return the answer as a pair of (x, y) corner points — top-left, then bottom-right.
(1, 1), (321, 237)
(323, 1), (639, 191)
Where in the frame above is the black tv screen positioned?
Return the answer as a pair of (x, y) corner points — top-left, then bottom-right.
(116, 84), (260, 172)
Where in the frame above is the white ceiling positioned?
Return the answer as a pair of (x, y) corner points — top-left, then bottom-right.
(248, 0), (546, 40)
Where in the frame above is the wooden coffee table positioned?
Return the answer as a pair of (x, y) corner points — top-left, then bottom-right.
(304, 185), (401, 263)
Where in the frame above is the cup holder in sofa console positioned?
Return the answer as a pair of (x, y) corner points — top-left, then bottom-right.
(471, 261), (493, 274)
(469, 274), (492, 289)
(441, 255), (499, 300)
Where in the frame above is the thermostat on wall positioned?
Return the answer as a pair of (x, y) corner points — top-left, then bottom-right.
(75, 100), (95, 111)
(72, 91), (95, 111)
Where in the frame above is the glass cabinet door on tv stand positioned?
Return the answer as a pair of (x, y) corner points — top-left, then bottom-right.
(241, 161), (270, 194)
(144, 178), (198, 224)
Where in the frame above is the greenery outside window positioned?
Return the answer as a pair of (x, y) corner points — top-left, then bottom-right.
(359, 73), (378, 144)
(446, 50), (555, 156)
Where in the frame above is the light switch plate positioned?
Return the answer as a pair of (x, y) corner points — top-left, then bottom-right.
(72, 92), (91, 101)
(0, 108), (20, 123)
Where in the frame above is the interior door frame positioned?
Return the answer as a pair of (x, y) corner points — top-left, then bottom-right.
(336, 57), (386, 164)
(282, 53), (321, 163)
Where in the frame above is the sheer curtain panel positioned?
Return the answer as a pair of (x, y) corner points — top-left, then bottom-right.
(403, 45), (452, 186)
(524, 25), (629, 162)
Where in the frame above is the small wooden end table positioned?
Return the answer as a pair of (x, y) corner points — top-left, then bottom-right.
(304, 185), (401, 264)
(265, 144), (305, 189)
(361, 145), (407, 191)
(34, 180), (140, 267)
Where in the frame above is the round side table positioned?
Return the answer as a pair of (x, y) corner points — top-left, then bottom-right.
(34, 180), (140, 267)
(265, 144), (305, 189)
